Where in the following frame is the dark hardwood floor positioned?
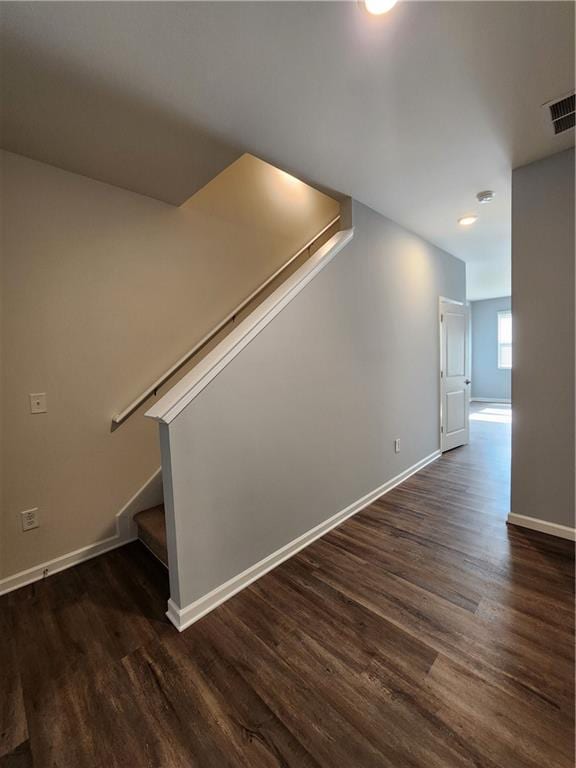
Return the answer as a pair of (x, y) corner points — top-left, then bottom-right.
(1, 403), (574, 767)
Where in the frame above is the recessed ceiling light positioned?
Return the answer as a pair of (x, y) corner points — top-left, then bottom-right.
(364, 0), (398, 15)
(458, 215), (478, 227)
(476, 190), (495, 204)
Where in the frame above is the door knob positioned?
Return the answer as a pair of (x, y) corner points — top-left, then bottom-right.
(465, 379), (471, 385)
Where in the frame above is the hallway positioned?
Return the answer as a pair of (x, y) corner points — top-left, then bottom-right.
(1, 404), (573, 768)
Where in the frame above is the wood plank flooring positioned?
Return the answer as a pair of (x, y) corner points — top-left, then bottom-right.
(1, 403), (574, 767)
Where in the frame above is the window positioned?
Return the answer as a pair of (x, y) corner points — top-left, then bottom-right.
(498, 310), (512, 369)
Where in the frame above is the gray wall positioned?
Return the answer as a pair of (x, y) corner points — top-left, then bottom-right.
(470, 296), (512, 401)
(165, 201), (466, 609)
(511, 148), (575, 529)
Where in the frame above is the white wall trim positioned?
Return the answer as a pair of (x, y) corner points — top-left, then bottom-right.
(0, 470), (164, 597)
(0, 531), (136, 597)
(146, 228), (354, 425)
(507, 513), (575, 541)
(115, 467), (163, 539)
(166, 449), (441, 632)
(471, 397), (511, 404)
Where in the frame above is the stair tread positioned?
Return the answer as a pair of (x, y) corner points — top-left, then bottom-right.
(134, 505), (168, 567)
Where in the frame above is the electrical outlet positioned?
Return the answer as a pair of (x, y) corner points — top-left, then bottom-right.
(20, 508), (39, 531)
(394, 438), (401, 454)
(29, 393), (47, 414)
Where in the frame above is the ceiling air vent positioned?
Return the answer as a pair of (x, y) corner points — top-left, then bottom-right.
(543, 92), (575, 135)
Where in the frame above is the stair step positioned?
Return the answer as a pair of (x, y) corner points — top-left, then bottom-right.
(134, 505), (168, 567)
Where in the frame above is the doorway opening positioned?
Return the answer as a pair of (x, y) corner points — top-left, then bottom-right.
(439, 295), (513, 523)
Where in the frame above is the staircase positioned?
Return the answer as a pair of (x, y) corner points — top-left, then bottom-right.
(131, 225), (349, 576)
(112, 155), (347, 613)
(127, 225), (353, 629)
(134, 506), (168, 567)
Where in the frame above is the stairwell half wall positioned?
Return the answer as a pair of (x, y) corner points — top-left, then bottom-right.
(154, 200), (466, 625)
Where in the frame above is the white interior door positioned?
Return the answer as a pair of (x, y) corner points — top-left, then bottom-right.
(440, 299), (470, 452)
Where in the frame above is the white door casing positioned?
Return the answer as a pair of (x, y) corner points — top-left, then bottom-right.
(440, 299), (470, 452)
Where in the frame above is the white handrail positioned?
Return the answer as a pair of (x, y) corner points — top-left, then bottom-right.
(145, 228), (354, 425)
(112, 216), (340, 426)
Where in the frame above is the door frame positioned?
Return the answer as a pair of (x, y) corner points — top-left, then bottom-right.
(438, 296), (468, 451)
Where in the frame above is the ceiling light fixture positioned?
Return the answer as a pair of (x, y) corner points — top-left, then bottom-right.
(364, 0), (398, 15)
(476, 190), (495, 204)
(458, 215), (478, 227)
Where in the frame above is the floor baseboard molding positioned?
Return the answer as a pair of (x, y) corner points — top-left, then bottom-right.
(470, 398), (511, 404)
(0, 532), (137, 597)
(507, 513), (575, 541)
(0, 474), (162, 596)
(167, 449), (441, 632)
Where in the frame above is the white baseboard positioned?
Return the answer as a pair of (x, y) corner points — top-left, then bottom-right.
(507, 513), (575, 541)
(470, 398), (511, 404)
(0, 468), (163, 597)
(0, 532), (137, 597)
(166, 450), (441, 632)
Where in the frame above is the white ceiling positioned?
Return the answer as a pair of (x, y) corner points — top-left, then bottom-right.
(1, 2), (574, 300)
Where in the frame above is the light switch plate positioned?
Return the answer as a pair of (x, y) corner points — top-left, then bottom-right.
(29, 393), (47, 414)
